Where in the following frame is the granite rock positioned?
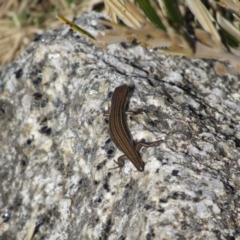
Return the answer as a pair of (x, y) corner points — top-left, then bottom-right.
(0, 12), (240, 240)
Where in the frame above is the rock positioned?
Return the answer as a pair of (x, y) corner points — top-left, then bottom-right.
(0, 12), (239, 240)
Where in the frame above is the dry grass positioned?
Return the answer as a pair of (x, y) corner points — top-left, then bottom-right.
(2, 0), (240, 75)
(62, 0), (239, 75)
(99, 0), (240, 72)
(0, 0), (103, 66)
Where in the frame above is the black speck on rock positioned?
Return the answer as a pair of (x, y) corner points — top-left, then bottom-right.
(172, 169), (179, 176)
(14, 68), (23, 79)
(234, 138), (240, 148)
(40, 126), (52, 136)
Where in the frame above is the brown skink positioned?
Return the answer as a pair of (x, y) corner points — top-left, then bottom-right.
(105, 84), (162, 172)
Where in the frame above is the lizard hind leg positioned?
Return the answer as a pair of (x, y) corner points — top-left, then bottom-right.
(109, 155), (127, 173)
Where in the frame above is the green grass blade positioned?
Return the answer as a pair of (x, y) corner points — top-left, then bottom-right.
(222, 28), (240, 47)
(57, 15), (95, 40)
(162, 0), (183, 31)
(136, 0), (166, 31)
